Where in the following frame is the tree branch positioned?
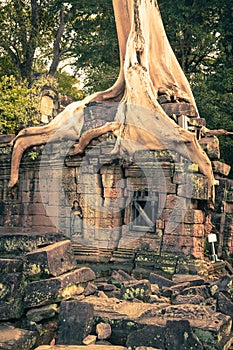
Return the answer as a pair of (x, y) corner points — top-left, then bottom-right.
(49, 6), (66, 76)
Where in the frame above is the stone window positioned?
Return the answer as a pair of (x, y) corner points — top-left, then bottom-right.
(130, 190), (159, 232)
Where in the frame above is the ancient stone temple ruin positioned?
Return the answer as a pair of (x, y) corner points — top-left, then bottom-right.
(1, 104), (233, 350)
(1, 0), (233, 348)
(0, 99), (233, 275)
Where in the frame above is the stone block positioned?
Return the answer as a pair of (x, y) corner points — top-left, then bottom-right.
(212, 161), (231, 176)
(209, 275), (233, 297)
(199, 136), (220, 160)
(161, 102), (198, 117)
(157, 94), (171, 104)
(111, 269), (136, 284)
(217, 292), (233, 319)
(183, 210), (204, 224)
(0, 258), (23, 273)
(138, 304), (232, 350)
(26, 304), (58, 322)
(188, 117), (206, 127)
(95, 217), (122, 229)
(121, 279), (151, 301)
(57, 300), (94, 345)
(149, 273), (175, 289)
(0, 324), (37, 350)
(84, 282), (98, 296)
(24, 240), (77, 279)
(163, 280), (190, 295)
(177, 176), (209, 200)
(165, 320), (203, 350)
(164, 194), (187, 209)
(165, 223), (205, 238)
(172, 274), (205, 286)
(0, 233), (66, 254)
(126, 324), (166, 349)
(179, 285), (209, 299)
(96, 322), (112, 340)
(172, 294), (205, 305)
(162, 234), (204, 258)
(0, 272), (24, 320)
(24, 267), (95, 307)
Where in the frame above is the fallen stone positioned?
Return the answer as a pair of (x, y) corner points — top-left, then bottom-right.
(149, 294), (170, 304)
(179, 285), (210, 299)
(97, 283), (117, 292)
(84, 282), (98, 296)
(83, 295), (165, 346)
(149, 273), (175, 289)
(172, 294), (205, 305)
(137, 304), (232, 350)
(26, 304), (58, 322)
(121, 279), (151, 301)
(97, 291), (109, 298)
(0, 258), (23, 273)
(209, 275), (233, 297)
(96, 322), (112, 340)
(0, 272), (24, 320)
(24, 240), (77, 279)
(165, 319), (203, 350)
(24, 267), (95, 307)
(56, 300), (94, 345)
(82, 334), (97, 345)
(111, 269), (136, 285)
(162, 282), (191, 297)
(0, 233), (66, 255)
(0, 323), (37, 350)
(217, 292), (233, 319)
(126, 324), (166, 349)
(172, 274), (205, 287)
(151, 284), (160, 294)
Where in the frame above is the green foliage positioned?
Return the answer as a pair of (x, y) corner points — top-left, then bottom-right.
(70, 0), (119, 93)
(81, 63), (119, 94)
(55, 71), (84, 101)
(0, 76), (40, 134)
(158, 0), (233, 176)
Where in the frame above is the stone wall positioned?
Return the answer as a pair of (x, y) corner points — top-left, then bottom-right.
(0, 126), (233, 265)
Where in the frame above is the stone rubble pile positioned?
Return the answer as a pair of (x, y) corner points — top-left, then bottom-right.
(1, 239), (233, 350)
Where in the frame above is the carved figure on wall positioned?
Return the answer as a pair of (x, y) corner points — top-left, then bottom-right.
(70, 200), (83, 238)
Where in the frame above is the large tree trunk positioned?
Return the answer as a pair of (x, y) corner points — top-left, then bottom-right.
(9, 0), (215, 205)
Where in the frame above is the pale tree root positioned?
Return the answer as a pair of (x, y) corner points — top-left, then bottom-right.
(202, 127), (233, 137)
(8, 125), (58, 188)
(8, 124), (57, 147)
(69, 122), (121, 155)
(72, 121), (215, 206)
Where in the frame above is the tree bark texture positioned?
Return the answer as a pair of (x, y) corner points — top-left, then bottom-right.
(9, 0), (217, 205)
